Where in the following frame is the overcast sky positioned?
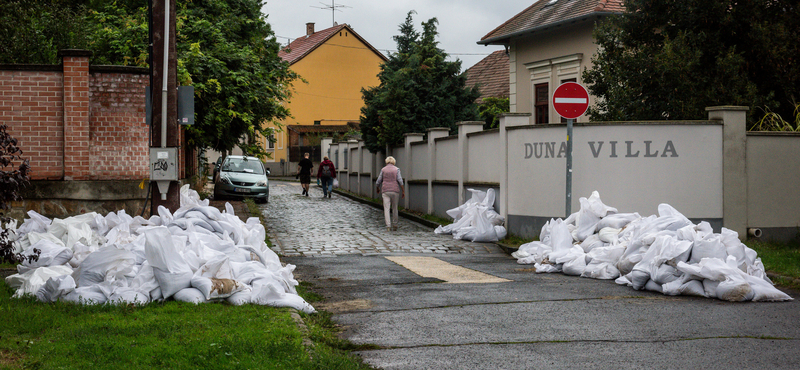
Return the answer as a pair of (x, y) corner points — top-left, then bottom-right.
(261, 0), (530, 72)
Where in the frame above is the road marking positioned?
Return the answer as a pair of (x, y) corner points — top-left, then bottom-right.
(386, 256), (511, 284)
(554, 97), (587, 104)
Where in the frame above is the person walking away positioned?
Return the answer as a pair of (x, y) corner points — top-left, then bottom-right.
(317, 156), (336, 198)
(297, 152), (313, 196)
(376, 156), (405, 231)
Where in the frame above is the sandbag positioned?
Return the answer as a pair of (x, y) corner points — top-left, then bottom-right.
(173, 287), (208, 304)
(144, 227), (193, 298)
(35, 275), (76, 303)
(6, 265), (73, 298)
(72, 245), (136, 287)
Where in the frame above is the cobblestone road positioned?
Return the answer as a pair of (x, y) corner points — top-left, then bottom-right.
(262, 181), (504, 257)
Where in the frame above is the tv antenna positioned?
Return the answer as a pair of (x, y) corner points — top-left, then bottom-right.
(311, 1), (351, 26)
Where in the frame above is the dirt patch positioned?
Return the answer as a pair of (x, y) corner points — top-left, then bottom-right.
(315, 299), (374, 313)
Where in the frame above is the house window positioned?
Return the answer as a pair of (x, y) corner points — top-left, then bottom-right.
(535, 83), (549, 124)
(314, 120), (321, 125)
(560, 78), (577, 123)
(268, 134), (275, 149)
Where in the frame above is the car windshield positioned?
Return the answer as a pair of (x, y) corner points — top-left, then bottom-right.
(221, 158), (264, 174)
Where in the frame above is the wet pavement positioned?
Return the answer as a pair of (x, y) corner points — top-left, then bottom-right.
(263, 180), (503, 257)
(258, 180), (800, 370)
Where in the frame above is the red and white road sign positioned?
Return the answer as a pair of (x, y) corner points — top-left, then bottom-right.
(552, 82), (589, 119)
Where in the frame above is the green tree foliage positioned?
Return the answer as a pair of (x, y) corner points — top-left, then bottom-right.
(360, 12), (480, 153)
(0, 0), (296, 157)
(478, 97), (510, 129)
(0, 0), (90, 64)
(583, 0), (800, 124)
(177, 0), (296, 156)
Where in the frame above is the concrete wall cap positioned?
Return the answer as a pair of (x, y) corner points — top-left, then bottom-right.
(456, 121), (485, 126)
(705, 106), (749, 112)
(426, 127), (450, 132)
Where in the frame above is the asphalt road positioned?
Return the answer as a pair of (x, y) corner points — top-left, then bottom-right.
(264, 181), (800, 370)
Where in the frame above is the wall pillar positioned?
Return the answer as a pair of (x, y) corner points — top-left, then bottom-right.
(403, 133), (424, 209)
(457, 121), (485, 204)
(59, 50), (92, 180)
(498, 113), (531, 224)
(427, 127), (451, 214)
(320, 137), (332, 162)
(707, 106), (749, 240)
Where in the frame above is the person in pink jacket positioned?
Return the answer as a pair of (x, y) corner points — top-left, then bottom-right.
(316, 156), (336, 198)
(375, 156), (405, 231)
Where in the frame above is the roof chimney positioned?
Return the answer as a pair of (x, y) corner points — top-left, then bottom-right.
(306, 22), (315, 36)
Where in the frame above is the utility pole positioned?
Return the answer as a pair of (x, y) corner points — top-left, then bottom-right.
(150, 0), (180, 215)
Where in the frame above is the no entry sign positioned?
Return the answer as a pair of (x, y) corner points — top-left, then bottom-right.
(552, 82), (589, 119)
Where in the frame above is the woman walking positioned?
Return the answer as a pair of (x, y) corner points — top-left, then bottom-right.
(375, 156), (405, 231)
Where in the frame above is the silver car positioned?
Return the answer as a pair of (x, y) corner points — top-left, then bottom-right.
(213, 155), (269, 203)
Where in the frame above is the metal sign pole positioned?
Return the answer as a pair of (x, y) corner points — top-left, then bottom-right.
(566, 118), (573, 217)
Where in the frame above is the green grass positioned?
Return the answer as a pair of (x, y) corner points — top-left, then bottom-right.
(746, 239), (800, 289)
(0, 282), (374, 370)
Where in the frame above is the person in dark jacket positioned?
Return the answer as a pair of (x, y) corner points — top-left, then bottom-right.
(296, 152), (313, 196)
(316, 156), (336, 198)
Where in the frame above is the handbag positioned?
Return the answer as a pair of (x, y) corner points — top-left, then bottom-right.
(332, 178), (339, 188)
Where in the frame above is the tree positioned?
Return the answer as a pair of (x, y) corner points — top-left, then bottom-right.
(478, 97), (510, 129)
(177, 0), (297, 157)
(583, 0), (800, 125)
(0, 0), (90, 64)
(360, 12), (480, 153)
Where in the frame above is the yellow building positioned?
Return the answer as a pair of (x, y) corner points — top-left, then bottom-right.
(263, 22), (386, 175)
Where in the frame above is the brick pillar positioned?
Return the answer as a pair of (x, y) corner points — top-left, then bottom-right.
(59, 49), (92, 180)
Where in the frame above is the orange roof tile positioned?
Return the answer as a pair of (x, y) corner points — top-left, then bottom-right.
(464, 50), (510, 102)
(278, 24), (387, 65)
(479, 0), (624, 45)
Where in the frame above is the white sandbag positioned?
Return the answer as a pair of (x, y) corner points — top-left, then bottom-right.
(108, 288), (150, 305)
(561, 249), (587, 276)
(582, 244), (625, 280)
(6, 265), (73, 298)
(144, 226), (193, 298)
(227, 290), (251, 306)
(579, 234), (604, 253)
(173, 287), (208, 304)
(250, 279), (315, 313)
(534, 262), (560, 273)
(35, 275), (76, 303)
(644, 279), (663, 293)
(689, 233), (728, 264)
(190, 257), (248, 300)
(15, 210), (52, 237)
(745, 274), (793, 302)
(597, 227), (621, 244)
(596, 213), (640, 230)
(20, 239), (73, 270)
(72, 245), (136, 287)
(63, 285), (108, 305)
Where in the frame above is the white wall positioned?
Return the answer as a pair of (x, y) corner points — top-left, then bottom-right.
(467, 131), (502, 183)
(434, 137), (459, 181)
(507, 123), (723, 218)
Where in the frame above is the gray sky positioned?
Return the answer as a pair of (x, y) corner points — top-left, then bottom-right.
(261, 0), (529, 72)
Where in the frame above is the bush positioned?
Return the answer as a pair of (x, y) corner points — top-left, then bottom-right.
(0, 124), (34, 264)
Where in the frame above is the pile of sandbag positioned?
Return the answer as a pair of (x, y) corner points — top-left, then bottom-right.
(512, 191), (792, 302)
(3, 185), (315, 313)
(435, 188), (507, 242)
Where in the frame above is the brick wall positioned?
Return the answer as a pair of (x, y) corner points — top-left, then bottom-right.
(0, 67), (64, 180)
(90, 70), (149, 179)
(0, 50), (153, 181)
